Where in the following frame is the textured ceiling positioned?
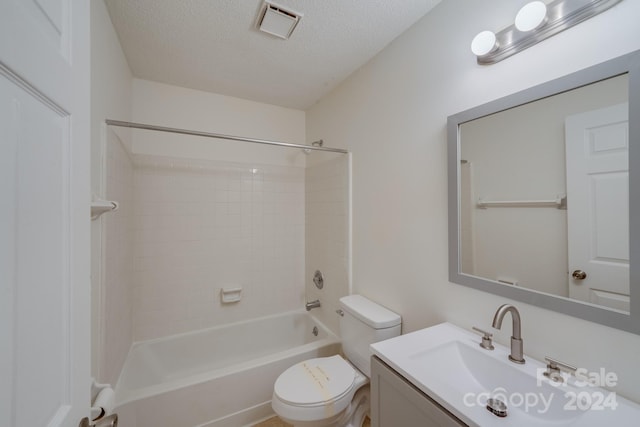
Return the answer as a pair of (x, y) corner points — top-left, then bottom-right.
(104, 0), (441, 110)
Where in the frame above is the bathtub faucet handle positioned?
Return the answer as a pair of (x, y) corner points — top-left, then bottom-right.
(305, 299), (321, 311)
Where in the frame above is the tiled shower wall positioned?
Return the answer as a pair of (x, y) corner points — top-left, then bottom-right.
(132, 156), (305, 341)
(102, 131), (135, 385)
(305, 154), (350, 334)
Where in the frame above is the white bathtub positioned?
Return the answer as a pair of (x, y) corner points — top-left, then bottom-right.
(114, 310), (340, 427)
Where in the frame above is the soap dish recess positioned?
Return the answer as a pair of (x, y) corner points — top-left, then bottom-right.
(221, 287), (242, 303)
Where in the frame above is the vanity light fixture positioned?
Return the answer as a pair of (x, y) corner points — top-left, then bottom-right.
(514, 1), (548, 32)
(470, 30), (498, 57)
(471, 0), (623, 65)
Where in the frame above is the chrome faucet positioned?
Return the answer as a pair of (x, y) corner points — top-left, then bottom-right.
(492, 304), (525, 364)
(305, 299), (321, 311)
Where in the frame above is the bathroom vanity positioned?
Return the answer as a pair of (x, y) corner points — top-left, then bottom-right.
(370, 355), (466, 426)
(370, 322), (640, 427)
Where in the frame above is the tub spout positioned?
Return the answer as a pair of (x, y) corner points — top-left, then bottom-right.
(305, 299), (321, 311)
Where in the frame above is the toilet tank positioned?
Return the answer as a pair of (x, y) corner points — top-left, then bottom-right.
(339, 295), (401, 377)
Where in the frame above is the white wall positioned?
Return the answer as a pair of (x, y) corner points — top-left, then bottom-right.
(90, 0), (133, 384)
(131, 79), (306, 167)
(306, 0), (640, 403)
(101, 130), (135, 384)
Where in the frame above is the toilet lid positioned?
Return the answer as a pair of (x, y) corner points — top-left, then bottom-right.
(274, 355), (356, 407)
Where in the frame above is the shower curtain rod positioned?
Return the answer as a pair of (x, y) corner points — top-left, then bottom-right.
(105, 119), (349, 154)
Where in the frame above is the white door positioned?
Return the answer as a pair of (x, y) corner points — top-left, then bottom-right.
(565, 103), (629, 312)
(0, 1), (91, 427)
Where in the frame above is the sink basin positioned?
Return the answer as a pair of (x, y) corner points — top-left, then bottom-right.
(371, 322), (640, 426)
(410, 340), (582, 422)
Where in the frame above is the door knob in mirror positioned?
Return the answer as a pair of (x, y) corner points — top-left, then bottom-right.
(572, 270), (587, 280)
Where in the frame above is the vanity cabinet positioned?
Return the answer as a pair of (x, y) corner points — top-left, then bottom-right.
(370, 356), (467, 427)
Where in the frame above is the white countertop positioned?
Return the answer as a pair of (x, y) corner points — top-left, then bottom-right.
(371, 322), (640, 427)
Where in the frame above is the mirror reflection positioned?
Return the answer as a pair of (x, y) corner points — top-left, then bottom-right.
(459, 74), (629, 312)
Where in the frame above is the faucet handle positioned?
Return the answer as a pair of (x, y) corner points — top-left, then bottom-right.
(472, 326), (495, 350)
(543, 356), (577, 383)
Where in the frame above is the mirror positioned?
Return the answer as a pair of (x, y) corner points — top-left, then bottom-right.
(448, 50), (640, 334)
(460, 74), (629, 310)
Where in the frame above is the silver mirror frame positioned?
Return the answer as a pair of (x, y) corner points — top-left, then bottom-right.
(448, 49), (640, 334)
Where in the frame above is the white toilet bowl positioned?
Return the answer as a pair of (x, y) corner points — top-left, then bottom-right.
(271, 295), (402, 427)
(272, 355), (368, 427)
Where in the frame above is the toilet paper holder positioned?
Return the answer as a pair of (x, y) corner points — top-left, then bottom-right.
(79, 414), (117, 427)
(91, 387), (115, 421)
(90, 380), (117, 426)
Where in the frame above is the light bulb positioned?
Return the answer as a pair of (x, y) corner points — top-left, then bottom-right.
(515, 1), (548, 32)
(471, 31), (498, 57)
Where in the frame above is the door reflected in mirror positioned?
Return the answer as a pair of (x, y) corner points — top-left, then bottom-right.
(459, 74), (629, 312)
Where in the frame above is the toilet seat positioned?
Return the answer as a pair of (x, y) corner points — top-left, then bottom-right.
(273, 355), (359, 422)
(274, 355), (356, 406)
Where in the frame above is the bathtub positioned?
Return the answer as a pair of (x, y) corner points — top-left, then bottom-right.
(114, 310), (340, 427)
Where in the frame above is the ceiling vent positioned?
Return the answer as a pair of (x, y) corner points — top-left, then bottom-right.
(256, 1), (302, 40)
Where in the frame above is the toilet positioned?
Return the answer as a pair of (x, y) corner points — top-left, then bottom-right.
(272, 295), (401, 427)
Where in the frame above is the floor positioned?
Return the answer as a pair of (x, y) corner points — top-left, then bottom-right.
(253, 416), (371, 427)
(252, 417), (292, 427)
